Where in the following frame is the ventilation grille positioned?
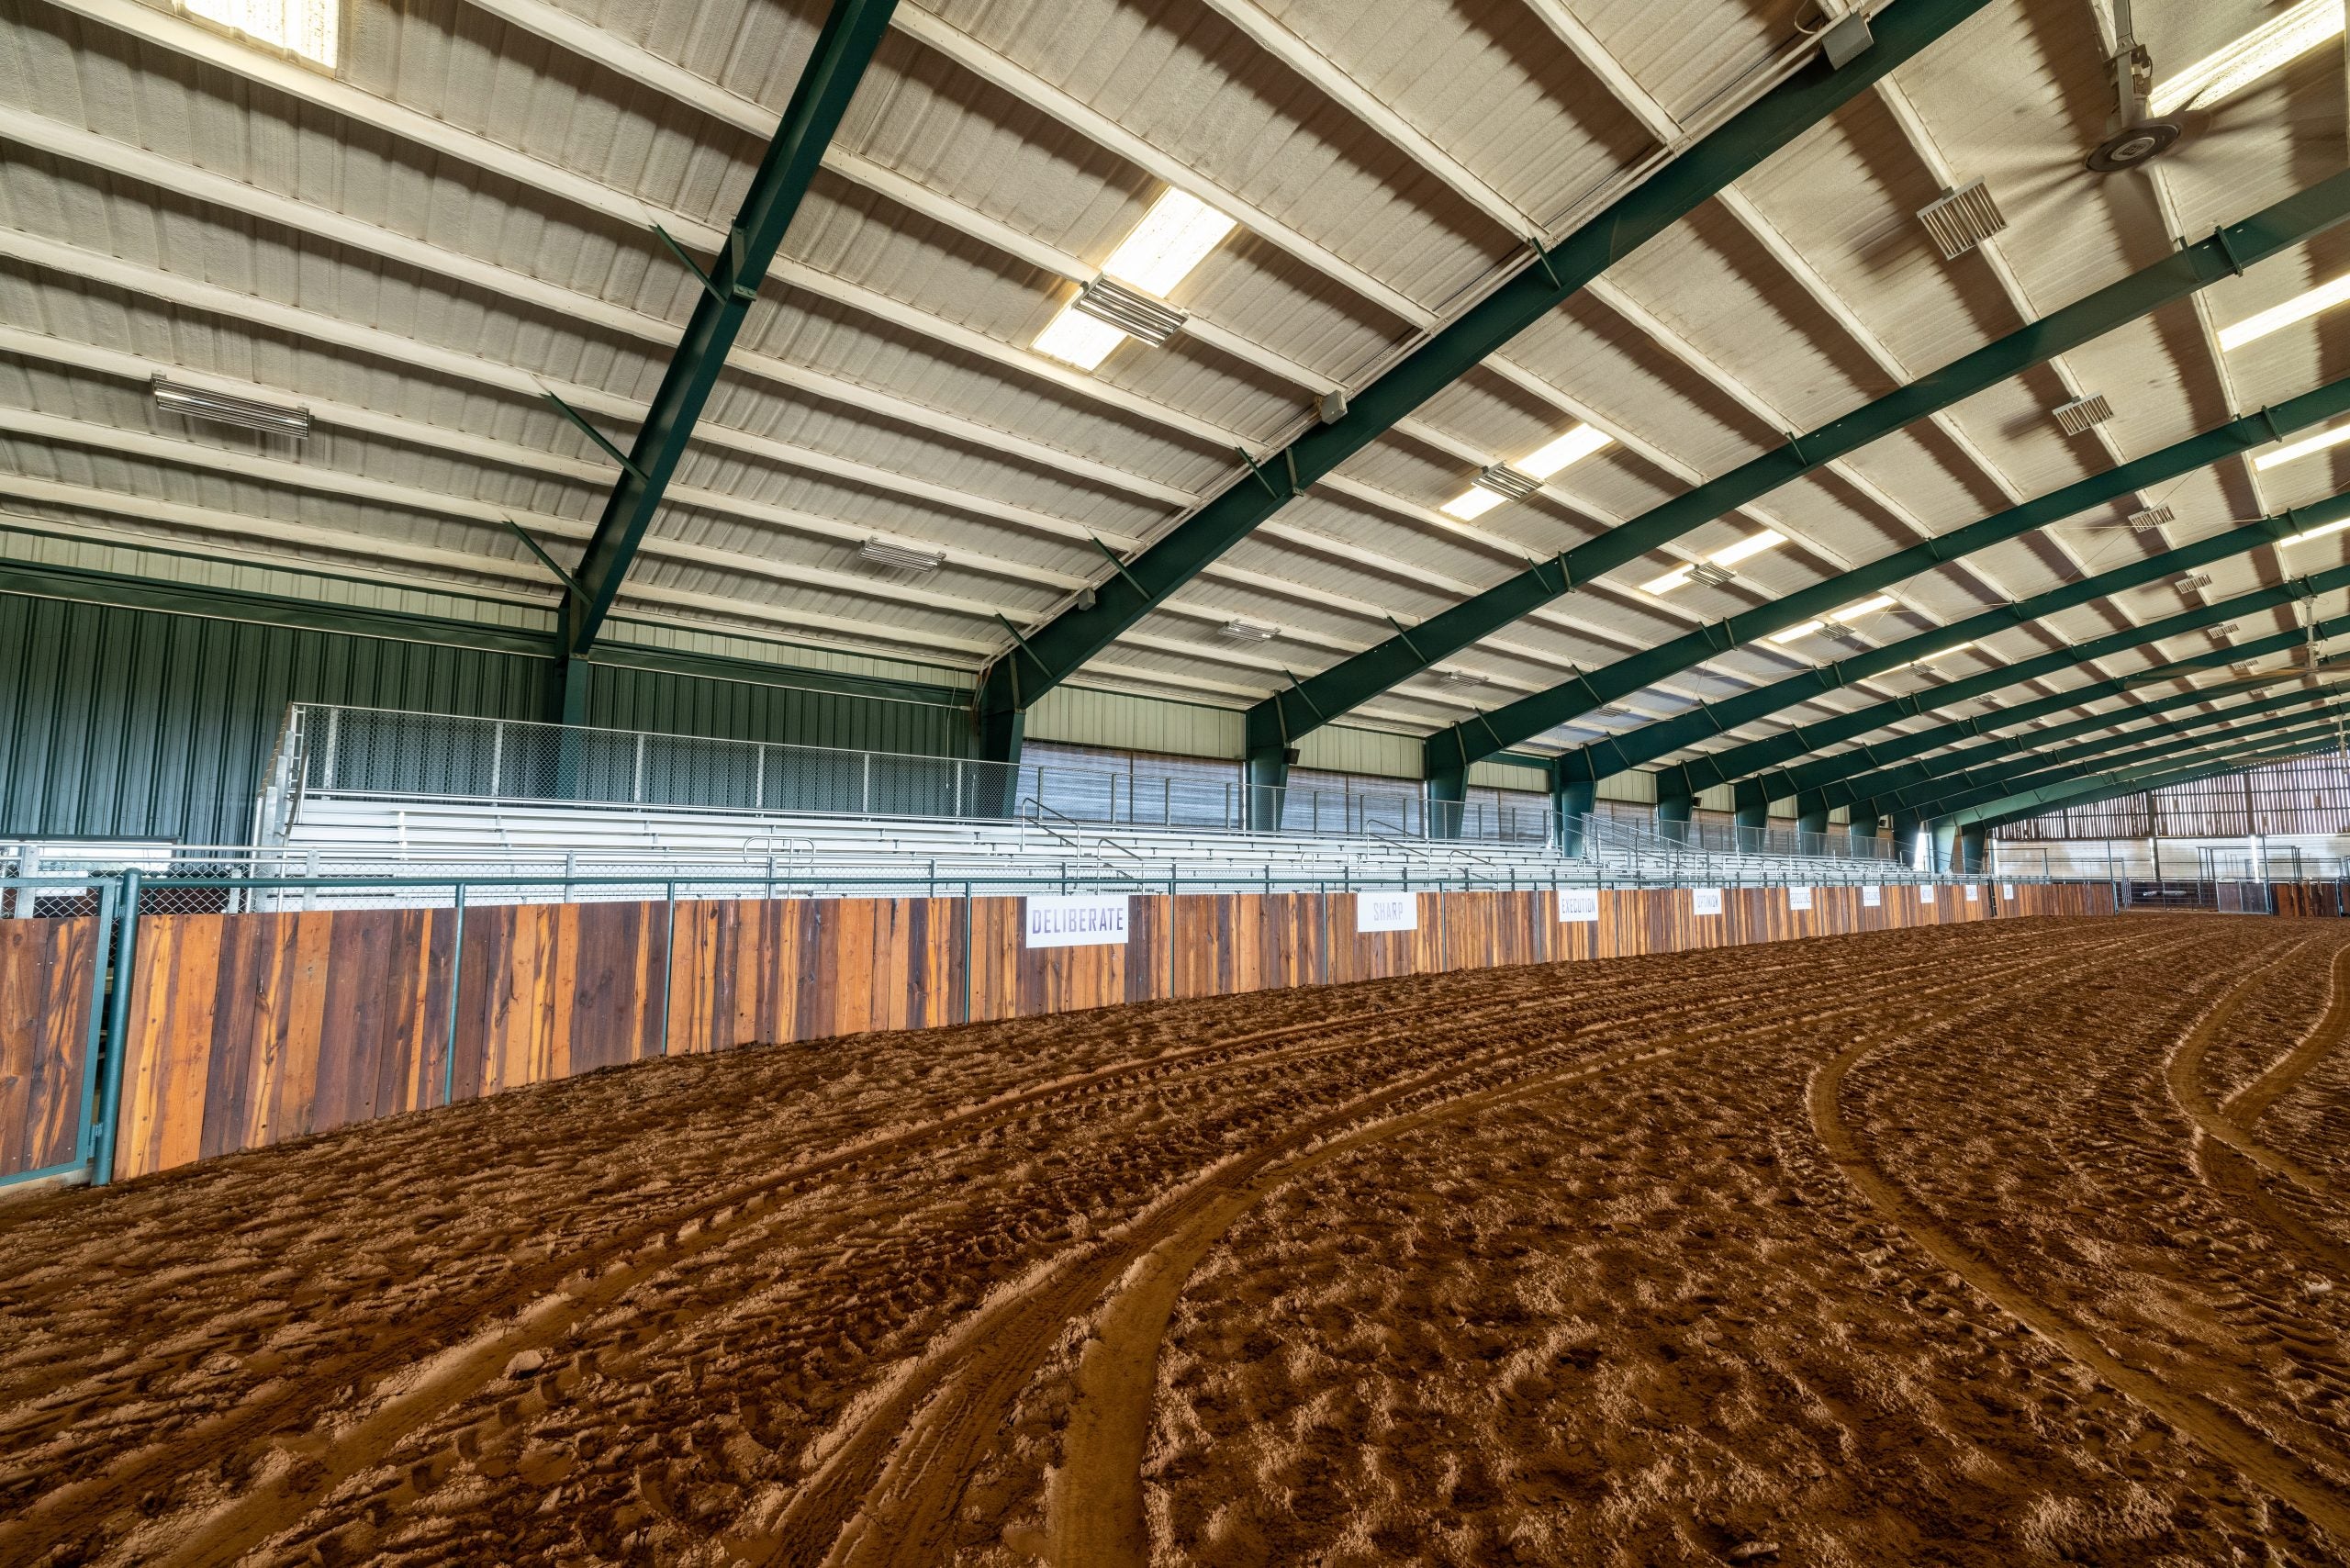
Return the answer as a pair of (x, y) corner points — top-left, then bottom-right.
(1917, 180), (2007, 259)
(1472, 463), (1542, 501)
(2053, 393), (2115, 436)
(2127, 504), (2176, 532)
(1215, 618), (1278, 644)
(1687, 559), (1738, 588)
(2210, 623), (2240, 642)
(1072, 275), (1186, 346)
(2174, 573), (2210, 594)
(856, 538), (945, 574)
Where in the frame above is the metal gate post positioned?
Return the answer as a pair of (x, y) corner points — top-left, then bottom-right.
(659, 880), (677, 1057)
(91, 868), (141, 1186)
(71, 877), (118, 1169)
(441, 882), (467, 1107)
(961, 880), (974, 1024)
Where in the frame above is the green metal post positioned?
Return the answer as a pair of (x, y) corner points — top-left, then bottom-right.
(91, 868), (140, 1186)
(441, 882), (466, 1108)
(72, 877), (118, 1168)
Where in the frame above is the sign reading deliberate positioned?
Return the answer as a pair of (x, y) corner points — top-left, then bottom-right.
(1558, 887), (1600, 924)
(1919, 884), (1936, 904)
(1356, 890), (1419, 932)
(1024, 893), (1130, 948)
(1787, 886), (1813, 911)
(1965, 884), (1980, 902)
(1691, 887), (1723, 916)
(1862, 885), (1882, 907)
(2002, 883), (2017, 901)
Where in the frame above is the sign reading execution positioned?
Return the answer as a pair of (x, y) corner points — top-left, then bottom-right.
(1558, 887), (1600, 924)
(1024, 893), (1131, 948)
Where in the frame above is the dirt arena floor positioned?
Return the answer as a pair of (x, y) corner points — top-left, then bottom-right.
(4, 913), (2350, 1566)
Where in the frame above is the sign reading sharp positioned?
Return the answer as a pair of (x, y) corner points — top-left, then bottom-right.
(1558, 887), (1600, 924)
(1357, 891), (1418, 932)
(1024, 893), (1131, 948)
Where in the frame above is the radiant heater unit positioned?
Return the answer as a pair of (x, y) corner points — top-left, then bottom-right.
(150, 375), (310, 440)
(1916, 180), (2008, 260)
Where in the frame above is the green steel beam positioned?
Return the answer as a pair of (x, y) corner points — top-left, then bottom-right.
(1660, 555), (2350, 803)
(976, 0), (1995, 756)
(1536, 405), (2350, 790)
(1952, 716), (2348, 828)
(1890, 686), (2349, 816)
(1933, 705), (2350, 822)
(1814, 664), (2328, 813)
(562, 0), (899, 659)
(1267, 169), (2350, 779)
(1736, 617), (2348, 808)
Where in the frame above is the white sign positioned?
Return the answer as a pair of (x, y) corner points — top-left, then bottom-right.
(1691, 887), (1723, 917)
(1964, 884), (1980, 903)
(1356, 890), (1419, 933)
(1787, 886), (1813, 911)
(1558, 887), (1600, 924)
(1862, 884), (1882, 907)
(1024, 893), (1130, 948)
(1919, 884), (1936, 904)
(2001, 883), (2017, 902)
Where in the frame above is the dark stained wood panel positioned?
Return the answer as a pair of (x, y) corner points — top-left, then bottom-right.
(0, 916), (99, 1179)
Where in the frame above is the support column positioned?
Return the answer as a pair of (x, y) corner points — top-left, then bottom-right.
(1795, 791), (1830, 845)
(1959, 823), (1987, 875)
(1425, 763), (1466, 839)
(1655, 791), (1693, 845)
(1848, 804), (1881, 851)
(552, 656), (593, 800)
(1930, 819), (1959, 876)
(1244, 743), (1291, 833)
(1552, 770), (1595, 858)
(977, 704), (1025, 818)
(1890, 810), (1925, 870)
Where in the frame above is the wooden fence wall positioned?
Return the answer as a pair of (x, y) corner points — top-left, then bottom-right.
(106, 879), (2106, 1179)
(0, 916), (100, 1180)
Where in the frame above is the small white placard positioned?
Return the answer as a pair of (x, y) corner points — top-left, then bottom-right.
(1024, 893), (1130, 948)
(1356, 890), (1418, 933)
(2001, 883), (2016, 901)
(1919, 884), (1936, 904)
(1787, 886), (1813, 911)
(1558, 887), (1600, 924)
(1964, 884), (1979, 903)
(1691, 887), (1723, 917)
(1862, 884), (1882, 907)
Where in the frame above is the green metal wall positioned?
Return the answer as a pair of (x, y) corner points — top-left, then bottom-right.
(0, 594), (971, 847)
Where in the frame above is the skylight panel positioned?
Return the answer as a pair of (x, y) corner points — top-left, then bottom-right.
(2281, 516), (2350, 546)
(182, 0), (336, 67)
(1440, 487), (1508, 521)
(2219, 271), (2350, 351)
(1101, 190), (1237, 297)
(2149, 0), (2344, 117)
(2253, 421), (2350, 470)
(1032, 189), (1237, 369)
(1518, 425), (1611, 479)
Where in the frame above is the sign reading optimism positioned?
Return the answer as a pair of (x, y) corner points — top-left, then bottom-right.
(1787, 886), (1813, 911)
(1862, 885), (1882, 907)
(1356, 890), (1418, 932)
(1558, 887), (1600, 924)
(1691, 887), (1723, 917)
(1024, 893), (1131, 948)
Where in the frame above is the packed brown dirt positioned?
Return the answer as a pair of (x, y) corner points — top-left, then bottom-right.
(3, 913), (2348, 1566)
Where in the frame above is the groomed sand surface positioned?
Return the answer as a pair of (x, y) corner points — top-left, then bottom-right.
(2, 914), (2347, 1565)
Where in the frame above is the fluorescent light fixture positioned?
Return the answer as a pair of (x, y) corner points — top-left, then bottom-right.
(1518, 424), (1612, 478)
(1101, 189), (1237, 297)
(1033, 307), (1127, 370)
(151, 375), (310, 439)
(1441, 487), (1508, 521)
(856, 538), (945, 574)
(1641, 529), (1785, 594)
(2254, 421), (2350, 471)
(2219, 271), (2350, 352)
(1216, 618), (1278, 644)
(2150, 0), (2345, 117)
(182, 0), (336, 67)
(1766, 595), (1896, 645)
(1436, 668), (1490, 688)
(2282, 516), (2350, 546)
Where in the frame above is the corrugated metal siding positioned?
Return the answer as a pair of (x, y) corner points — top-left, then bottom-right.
(587, 663), (971, 758)
(1, 595), (976, 846)
(1294, 726), (1419, 779)
(1025, 685), (1243, 760)
(0, 593), (542, 846)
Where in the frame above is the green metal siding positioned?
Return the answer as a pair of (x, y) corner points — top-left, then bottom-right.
(1, 594), (971, 846)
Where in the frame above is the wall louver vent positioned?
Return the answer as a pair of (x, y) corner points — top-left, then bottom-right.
(2175, 573), (2210, 594)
